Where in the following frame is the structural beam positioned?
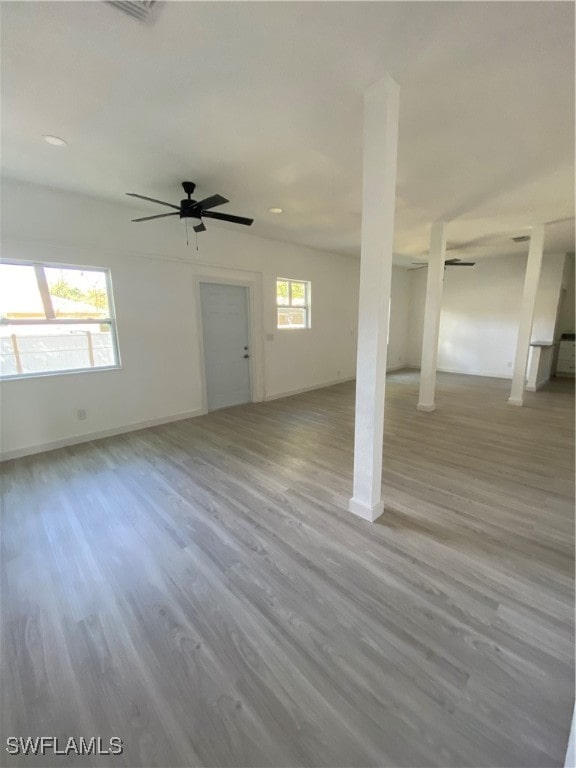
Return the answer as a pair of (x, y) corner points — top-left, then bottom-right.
(417, 221), (447, 411)
(509, 225), (545, 406)
(349, 74), (400, 523)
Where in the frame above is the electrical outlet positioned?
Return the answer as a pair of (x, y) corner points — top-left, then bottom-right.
(77, 409), (87, 421)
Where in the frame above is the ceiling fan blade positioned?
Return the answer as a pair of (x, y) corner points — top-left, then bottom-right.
(127, 193), (180, 210)
(194, 194), (229, 211)
(131, 212), (180, 222)
(447, 261), (476, 266)
(444, 258), (462, 264)
(193, 222), (207, 233)
(202, 211), (254, 226)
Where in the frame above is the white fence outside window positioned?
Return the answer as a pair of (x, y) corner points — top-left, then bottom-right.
(0, 331), (115, 376)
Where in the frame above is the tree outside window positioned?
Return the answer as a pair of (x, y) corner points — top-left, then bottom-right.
(276, 278), (310, 329)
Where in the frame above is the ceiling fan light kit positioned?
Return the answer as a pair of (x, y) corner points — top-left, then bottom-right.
(127, 181), (254, 240)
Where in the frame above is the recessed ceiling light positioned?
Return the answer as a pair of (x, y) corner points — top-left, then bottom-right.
(42, 135), (67, 147)
(268, 207), (283, 214)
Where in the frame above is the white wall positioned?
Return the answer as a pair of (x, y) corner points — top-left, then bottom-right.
(557, 253), (575, 337)
(407, 267), (427, 367)
(0, 179), (361, 458)
(533, 253), (567, 341)
(388, 266), (411, 370)
(407, 253), (566, 378)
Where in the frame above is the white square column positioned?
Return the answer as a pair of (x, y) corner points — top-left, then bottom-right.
(509, 225), (545, 406)
(417, 221), (447, 412)
(349, 74), (400, 523)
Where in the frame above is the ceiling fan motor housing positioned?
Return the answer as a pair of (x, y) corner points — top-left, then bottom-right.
(180, 199), (201, 219)
(180, 181), (199, 218)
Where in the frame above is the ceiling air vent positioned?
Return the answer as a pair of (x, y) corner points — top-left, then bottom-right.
(512, 235), (530, 243)
(107, 1), (159, 22)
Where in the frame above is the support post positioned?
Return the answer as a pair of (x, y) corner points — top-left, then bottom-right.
(349, 74), (400, 523)
(565, 705), (575, 768)
(417, 221), (447, 412)
(509, 225), (545, 406)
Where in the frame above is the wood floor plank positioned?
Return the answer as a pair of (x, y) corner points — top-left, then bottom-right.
(1, 372), (573, 767)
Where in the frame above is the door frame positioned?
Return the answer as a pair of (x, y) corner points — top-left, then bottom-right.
(193, 265), (265, 413)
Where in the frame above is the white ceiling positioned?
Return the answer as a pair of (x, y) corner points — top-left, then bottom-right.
(1, 1), (574, 264)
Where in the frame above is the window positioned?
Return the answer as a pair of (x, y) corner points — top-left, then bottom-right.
(276, 278), (311, 329)
(0, 261), (120, 379)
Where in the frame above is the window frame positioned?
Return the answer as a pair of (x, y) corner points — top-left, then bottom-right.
(276, 277), (311, 330)
(0, 259), (121, 380)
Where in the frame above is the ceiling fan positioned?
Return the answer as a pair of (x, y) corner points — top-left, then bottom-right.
(409, 216), (574, 269)
(126, 181), (254, 233)
(410, 257), (476, 270)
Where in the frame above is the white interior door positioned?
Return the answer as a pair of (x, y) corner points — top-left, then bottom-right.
(200, 282), (251, 411)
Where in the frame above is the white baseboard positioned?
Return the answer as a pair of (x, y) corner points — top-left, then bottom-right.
(349, 497), (384, 522)
(265, 376), (355, 401)
(405, 365), (513, 380)
(438, 366), (514, 380)
(266, 369), (410, 402)
(0, 408), (206, 462)
(526, 375), (551, 392)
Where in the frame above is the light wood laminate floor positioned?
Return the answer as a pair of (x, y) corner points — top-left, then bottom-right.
(1, 372), (574, 767)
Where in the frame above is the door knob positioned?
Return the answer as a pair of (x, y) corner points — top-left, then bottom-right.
(243, 353), (250, 359)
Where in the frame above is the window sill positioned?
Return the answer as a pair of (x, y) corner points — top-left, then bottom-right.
(1, 365), (122, 382)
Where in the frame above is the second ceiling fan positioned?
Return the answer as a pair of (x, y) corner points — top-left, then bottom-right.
(411, 257), (476, 270)
(127, 181), (254, 233)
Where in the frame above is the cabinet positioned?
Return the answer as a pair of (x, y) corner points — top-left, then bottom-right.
(556, 339), (575, 376)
